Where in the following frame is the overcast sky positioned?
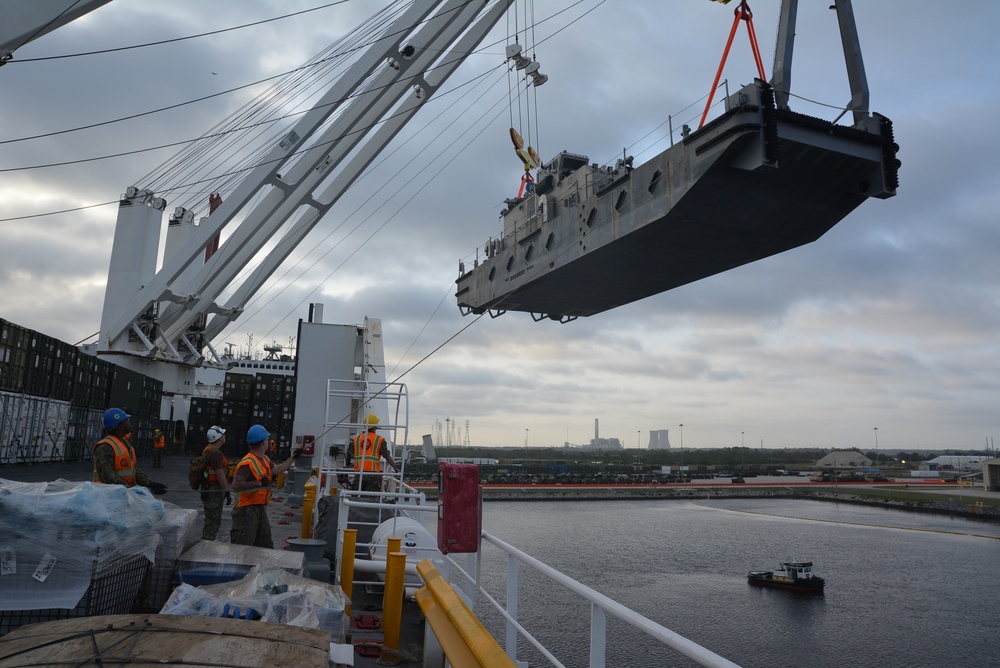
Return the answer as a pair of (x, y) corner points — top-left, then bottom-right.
(1, 0), (997, 452)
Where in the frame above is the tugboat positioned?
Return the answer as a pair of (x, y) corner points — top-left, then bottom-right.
(748, 561), (825, 594)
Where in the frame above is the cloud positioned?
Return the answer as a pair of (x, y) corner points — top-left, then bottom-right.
(1, 0), (997, 452)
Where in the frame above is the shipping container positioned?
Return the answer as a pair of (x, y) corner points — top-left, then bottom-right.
(108, 365), (145, 416)
(90, 356), (113, 409)
(253, 373), (284, 403)
(223, 372), (254, 402)
(68, 405), (103, 461)
(189, 397), (222, 425)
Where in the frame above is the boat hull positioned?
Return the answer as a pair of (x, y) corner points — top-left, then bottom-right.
(747, 571), (825, 594)
(456, 81), (898, 320)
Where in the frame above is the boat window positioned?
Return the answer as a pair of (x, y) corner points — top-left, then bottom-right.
(545, 232), (554, 251)
(506, 256), (514, 272)
(488, 266), (495, 281)
(648, 169), (662, 194)
(585, 208), (596, 229)
(525, 244), (534, 262)
(615, 190), (628, 212)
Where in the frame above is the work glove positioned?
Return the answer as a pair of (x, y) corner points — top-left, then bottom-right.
(292, 447), (305, 459)
(224, 492), (232, 506)
(260, 477), (271, 488)
(149, 482), (167, 496)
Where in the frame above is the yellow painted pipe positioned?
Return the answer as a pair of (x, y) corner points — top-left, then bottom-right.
(415, 559), (516, 667)
(341, 529), (357, 616)
(381, 551), (407, 664)
(301, 480), (316, 538)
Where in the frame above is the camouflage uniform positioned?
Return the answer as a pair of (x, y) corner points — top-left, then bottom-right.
(230, 505), (273, 548)
(200, 448), (229, 540)
(201, 489), (226, 540)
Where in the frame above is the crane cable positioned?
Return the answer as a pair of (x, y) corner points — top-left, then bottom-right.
(699, 0), (767, 129)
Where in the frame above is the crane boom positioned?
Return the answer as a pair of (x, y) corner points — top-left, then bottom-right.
(99, 0), (512, 389)
(0, 0), (112, 64)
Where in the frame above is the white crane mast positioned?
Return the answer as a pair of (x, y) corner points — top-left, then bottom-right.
(98, 0), (513, 392)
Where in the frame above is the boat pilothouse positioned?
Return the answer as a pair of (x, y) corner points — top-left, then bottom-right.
(485, 149), (603, 258)
(748, 560), (826, 593)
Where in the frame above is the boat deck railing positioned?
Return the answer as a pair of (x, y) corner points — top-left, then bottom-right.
(443, 532), (742, 668)
(325, 476), (740, 667)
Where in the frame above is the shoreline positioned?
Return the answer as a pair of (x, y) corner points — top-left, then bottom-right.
(414, 484), (1000, 523)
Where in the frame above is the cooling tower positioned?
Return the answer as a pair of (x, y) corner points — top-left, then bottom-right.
(648, 429), (671, 450)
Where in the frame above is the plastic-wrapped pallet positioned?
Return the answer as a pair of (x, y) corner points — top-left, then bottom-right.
(0, 478), (164, 633)
(138, 502), (199, 612)
(161, 565), (349, 642)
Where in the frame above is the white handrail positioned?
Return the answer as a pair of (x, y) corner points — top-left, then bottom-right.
(473, 531), (742, 668)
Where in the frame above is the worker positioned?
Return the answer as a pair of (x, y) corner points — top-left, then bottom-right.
(351, 414), (398, 492)
(92, 407), (166, 495)
(152, 428), (165, 468)
(229, 424), (302, 548)
(200, 425), (232, 541)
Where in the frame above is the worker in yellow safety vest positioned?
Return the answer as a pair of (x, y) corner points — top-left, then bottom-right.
(351, 414), (398, 491)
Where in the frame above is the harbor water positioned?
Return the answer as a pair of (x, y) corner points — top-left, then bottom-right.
(476, 498), (999, 668)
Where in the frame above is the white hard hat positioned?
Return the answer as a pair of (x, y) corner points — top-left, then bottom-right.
(207, 426), (226, 443)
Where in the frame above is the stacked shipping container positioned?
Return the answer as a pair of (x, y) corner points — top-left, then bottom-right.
(183, 371), (295, 459)
(0, 318), (163, 465)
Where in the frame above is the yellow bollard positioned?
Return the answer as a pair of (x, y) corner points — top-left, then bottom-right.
(341, 529), (357, 617)
(301, 477), (317, 539)
(381, 551), (407, 664)
(387, 536), (401, 556)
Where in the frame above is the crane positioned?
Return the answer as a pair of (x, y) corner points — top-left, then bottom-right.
(96, 0), (515, 393)
(0, 0), (112, 65)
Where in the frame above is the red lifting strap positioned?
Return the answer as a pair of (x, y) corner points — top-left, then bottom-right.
(699, 0), (768, 129)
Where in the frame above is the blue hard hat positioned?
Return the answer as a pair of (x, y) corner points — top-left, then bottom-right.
(247, 424), (270, 445)
(103, 408), (130, 429)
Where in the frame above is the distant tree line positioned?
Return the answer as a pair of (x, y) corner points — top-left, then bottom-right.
(424, 446), (986, 468)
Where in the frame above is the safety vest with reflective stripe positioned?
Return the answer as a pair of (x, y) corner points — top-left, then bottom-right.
(234, 452), (272, 508)
(154, 434), (165, 449)
(202, 445), (228, 487)
(352, 431), (385, 473)
(92, 435), (137, 487)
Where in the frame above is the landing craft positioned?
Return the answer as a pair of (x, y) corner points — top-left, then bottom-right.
(456, 2), (899, 322)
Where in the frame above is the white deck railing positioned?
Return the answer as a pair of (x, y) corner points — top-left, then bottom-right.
(327, 477), (740, 667)
(445, 531), (742, 668)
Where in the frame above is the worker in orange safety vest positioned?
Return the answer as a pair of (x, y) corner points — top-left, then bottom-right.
(153, 428), (166, 468)
(230, 424), (302, 548)
(92, 407), (166, 495)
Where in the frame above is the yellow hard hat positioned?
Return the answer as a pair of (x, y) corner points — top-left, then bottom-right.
(154, 429), (161, 434)
(365, 413), (379, 426)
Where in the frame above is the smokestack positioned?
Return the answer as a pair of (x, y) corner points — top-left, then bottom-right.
(595, 418), (599, 440)
(421, 434), (437, 461)
(308, 303), (324, 323)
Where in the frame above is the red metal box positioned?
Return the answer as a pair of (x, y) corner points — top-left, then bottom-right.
(436, 462), (482, 554)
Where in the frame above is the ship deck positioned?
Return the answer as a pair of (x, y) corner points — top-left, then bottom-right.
(0, 453), (428, 667)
